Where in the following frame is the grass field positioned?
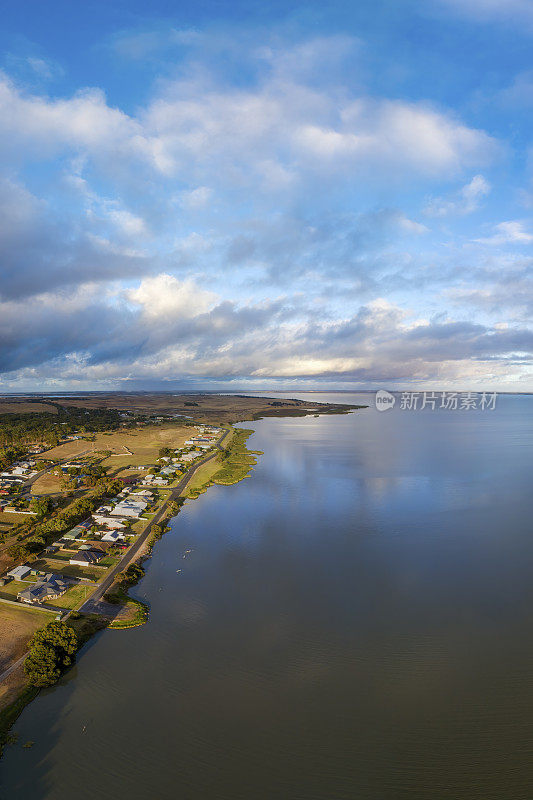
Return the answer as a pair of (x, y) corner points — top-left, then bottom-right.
(0, 512), (34, 524)
(39, 439), (94, 459)
(183, 454), (224, 497)
(49, 584), (91, 609)
(0, 580), (37, 600)
(212, 429), (260, 486)
(0, 402), (57, 415)
(41, 424), (192, 469)
(50, 393), (362, 424)
(31, 473), (63, 495)
(30, 559), (101, 581)
(0, 604), (55, 673)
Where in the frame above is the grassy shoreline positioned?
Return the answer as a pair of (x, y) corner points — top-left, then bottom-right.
(0, 424), (259, 754)
(0, 406), (365, 755)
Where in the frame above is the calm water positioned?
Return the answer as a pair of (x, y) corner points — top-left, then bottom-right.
(2, 393), (533, 800)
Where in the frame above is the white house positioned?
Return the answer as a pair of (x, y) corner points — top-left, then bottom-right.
(92, 515), (127, 529)
(101, 530), (128, 543)
(111, 500), (147, 518)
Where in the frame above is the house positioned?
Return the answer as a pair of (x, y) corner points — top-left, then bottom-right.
(7, 565), (31, 580)
(129, 490), (153, 500)
(69, 548), (104, 566)
(101, 530), (128, 543)
(18, 573), (69, 605)
(0, 576), (12, 586)
(111, 499), (147, 517)
(92, 515), (127, 529)
(63, 526), (86, 541)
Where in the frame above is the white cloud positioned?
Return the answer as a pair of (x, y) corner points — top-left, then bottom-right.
(476, 220), (533, 245)
(178, 186), (213, 210)
(107, 209), (148, 237)
(0, 51), (498, 193)
(126, 274), (216, 319)
(424, 174), (490, 217)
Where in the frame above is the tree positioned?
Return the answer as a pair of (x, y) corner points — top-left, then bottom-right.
(24, 622), (78, 687)
(31, 621), (78, 659)
(24, 643), (62, 687)
(30, 496), (52, 518)
(159, 447), (172, 458)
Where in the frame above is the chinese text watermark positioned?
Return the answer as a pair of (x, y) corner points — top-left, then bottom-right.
(375, 390), (497, 412)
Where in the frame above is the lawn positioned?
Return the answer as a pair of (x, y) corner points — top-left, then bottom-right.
(30, 559), (102, 581)
(0, 512), (34, 524)
(183, 454), (223, 497)
(49, 584), (91, 610)
(99, 556), (119, 568)
(0, 580), (37, 600)
(0, 604), (55, 673)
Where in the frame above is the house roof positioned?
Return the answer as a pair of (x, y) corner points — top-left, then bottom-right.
(7, 565), (31, 579)
(18, 576), (68, 603)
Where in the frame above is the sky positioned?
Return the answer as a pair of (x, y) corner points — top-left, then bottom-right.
(0, 0), (532, 392)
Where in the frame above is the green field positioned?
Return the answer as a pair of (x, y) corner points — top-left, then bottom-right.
(0, 579), (37, 600)
(49, 584), (91, 609)
(30, 559), (102, 581)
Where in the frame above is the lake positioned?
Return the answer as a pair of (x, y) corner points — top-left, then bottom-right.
(2, 392), (533, 799)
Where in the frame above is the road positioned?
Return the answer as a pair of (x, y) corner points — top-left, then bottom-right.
(78, 428), (229, 613)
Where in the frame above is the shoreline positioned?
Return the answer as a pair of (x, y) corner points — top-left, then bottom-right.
(0, 402), (366, 755)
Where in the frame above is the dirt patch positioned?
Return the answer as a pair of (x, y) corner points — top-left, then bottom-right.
(0, 663), (28, 712)
(0, 604), (55, 673)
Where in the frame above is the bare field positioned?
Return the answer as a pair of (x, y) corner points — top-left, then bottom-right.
(0, 663), (28, 712)
(31, 473), (63, 495)
(0, 604), (55, 673)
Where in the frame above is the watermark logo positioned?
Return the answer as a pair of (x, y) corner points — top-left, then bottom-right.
(375, 389), (396, 412)
(374, 390), (498, 412)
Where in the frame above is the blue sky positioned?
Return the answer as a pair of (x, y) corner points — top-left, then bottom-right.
(0, 0), (532, 391)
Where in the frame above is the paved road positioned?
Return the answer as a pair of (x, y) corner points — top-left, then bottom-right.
(78, 429), (229, 613)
